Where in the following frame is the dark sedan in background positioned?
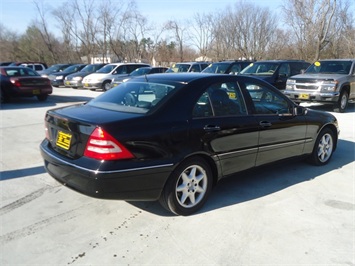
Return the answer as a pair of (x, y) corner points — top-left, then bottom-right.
(64, 63), (106, 89)
(40, 73), (338, 215)
(48, 64), (87, 87)
(39, 63), (73, 78)
(1, 66), (52, 102)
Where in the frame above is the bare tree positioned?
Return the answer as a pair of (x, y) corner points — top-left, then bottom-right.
(282, 0), (338, 61)
(165, 20), (188, 62)
(189, 12), (215, 60)
(33, 0), (59, 63)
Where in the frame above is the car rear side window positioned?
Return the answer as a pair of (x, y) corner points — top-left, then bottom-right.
(193, 82), (247, 118)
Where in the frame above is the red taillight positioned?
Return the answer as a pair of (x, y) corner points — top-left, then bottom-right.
(84, 127), (134, 160)
(10, 78), (21, 87)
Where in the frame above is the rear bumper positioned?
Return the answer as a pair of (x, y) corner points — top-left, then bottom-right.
(40, 140), (173, 201)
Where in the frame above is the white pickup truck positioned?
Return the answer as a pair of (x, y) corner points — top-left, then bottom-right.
(284, 59), (355, 112)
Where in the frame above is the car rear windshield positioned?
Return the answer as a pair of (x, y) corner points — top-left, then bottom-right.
(87, 81), (181, 113)
(305, 60), (353, 74)
(4, 68), (39, 77)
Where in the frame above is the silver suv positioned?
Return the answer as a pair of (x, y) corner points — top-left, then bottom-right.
(284, 59), (355, 112)
(82, 62), (150, 91)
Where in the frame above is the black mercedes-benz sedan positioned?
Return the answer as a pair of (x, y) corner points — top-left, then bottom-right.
(40, 73), (339, 215)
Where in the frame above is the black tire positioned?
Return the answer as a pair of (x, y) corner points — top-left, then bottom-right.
(307, 128), (335, 166)
(159, 157), (213, 216)
(101, 81), (111, 91)
(37, 94), (48, 101)
(333, 90), (348, 113)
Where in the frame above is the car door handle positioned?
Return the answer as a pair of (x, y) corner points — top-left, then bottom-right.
(259, 121), (272, 128)
(203, 125), (221, 132)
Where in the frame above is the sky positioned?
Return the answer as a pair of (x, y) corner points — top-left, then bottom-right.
(0, 0), (283, 36)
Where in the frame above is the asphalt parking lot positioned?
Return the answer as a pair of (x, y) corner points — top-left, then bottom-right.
(1, 87), (354, 265)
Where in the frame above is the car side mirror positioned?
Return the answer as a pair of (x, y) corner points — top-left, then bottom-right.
(294, 106), (306, 116)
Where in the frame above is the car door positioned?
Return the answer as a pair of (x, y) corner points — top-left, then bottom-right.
(241, 80), (308, 166)
(190, 81), (260, 177)
(274, 63), (290, 90)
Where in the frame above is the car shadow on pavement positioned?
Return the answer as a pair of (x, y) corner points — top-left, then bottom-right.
(301, 102), (355, 113)
(0, 95), (94, 110)
(129, 138), (355, 216)
(0, 166), (46, 181)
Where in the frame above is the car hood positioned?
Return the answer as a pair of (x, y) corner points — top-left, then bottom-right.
(290, 73), (347, 80)
(67, 72), (92, 78)
(51, 71), (76, 76)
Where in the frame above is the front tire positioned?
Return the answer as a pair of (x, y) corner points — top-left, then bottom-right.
(307, 128), (335, 166)
(101, 81), (111, 91)
(159, 157), (213, 216)
(333, 90), (348, 113)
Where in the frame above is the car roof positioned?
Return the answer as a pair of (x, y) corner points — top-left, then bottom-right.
(254, 60), (308, 63)
(130, 72), (230, 83)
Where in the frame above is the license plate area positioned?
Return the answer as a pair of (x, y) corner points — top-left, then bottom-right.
(56, 131), (72, 150)
(32, 89), (40, 95)
(299, 93), (310, 100)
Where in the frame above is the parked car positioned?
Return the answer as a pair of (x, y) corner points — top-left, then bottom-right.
(166, 62), (209, 73)
(20, 62), (47, 72)
(39, 63), (73, 78)
(284, 59), (355, 112)
(10, 62), (48, 71)
(0, 62), (14, 66)
(64, 63), (106, 89)
(202, 60), (253, 74)
(111, 66), (168, 87)
(40, 73), (338, 216)
(239, 60), (311, 90)
(0, 66), (52, 102)
(82, 63), (150, 91)
(48, 64), (87, 87)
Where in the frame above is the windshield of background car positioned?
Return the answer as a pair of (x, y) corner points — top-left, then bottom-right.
(96, 64), (117, 74)
(80, 64), (102, 73)
(87, 81), (182, 113)
(46, 65), (62, 71)
(240, 62), (279, 76)
(62, 65), (80, 73)
(202, 63), (229, 73)
(130, 68), (151, 76)
(305, 61), (352, 74)
(167, 64), (190, 73)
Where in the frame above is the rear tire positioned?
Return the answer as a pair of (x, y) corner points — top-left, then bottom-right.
(333, 90), (348, 113)
(159, 157), (213, 216)
(307, 128), (335, 166)
(37, 94), (48, 101)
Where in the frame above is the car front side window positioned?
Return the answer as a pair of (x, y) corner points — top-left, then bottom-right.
(244, 82), (291, 115)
